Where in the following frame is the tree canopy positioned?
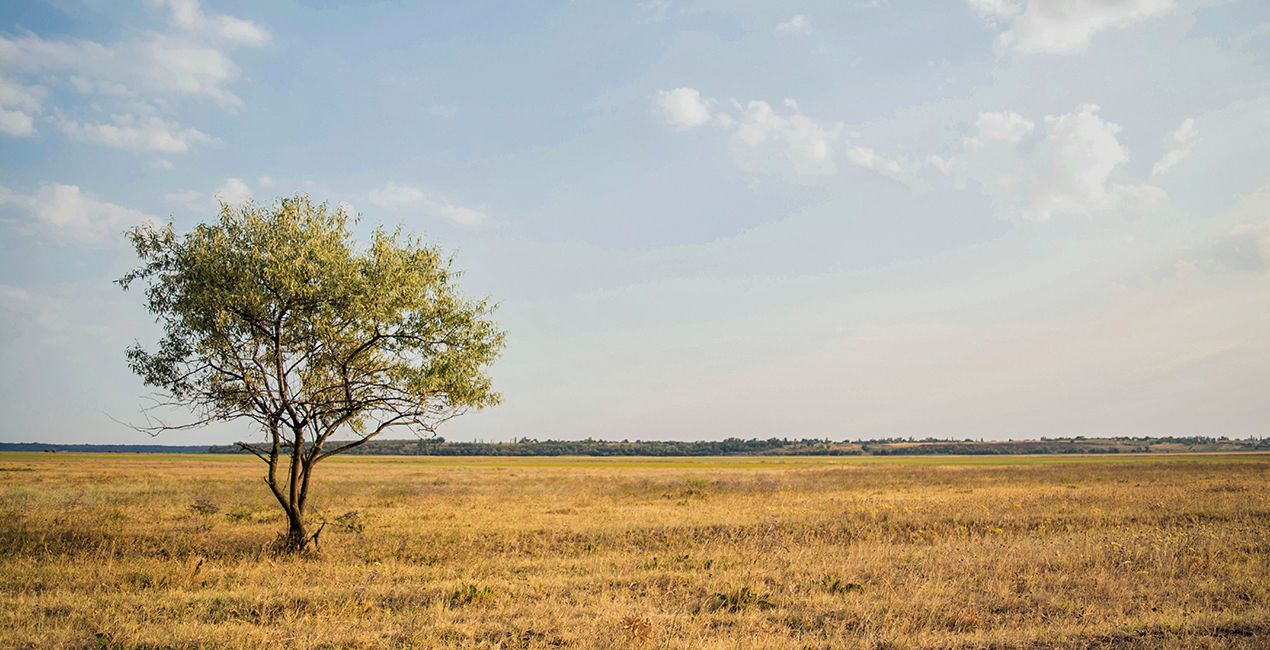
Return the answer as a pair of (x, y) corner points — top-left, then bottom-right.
(120, 195), (503, 550)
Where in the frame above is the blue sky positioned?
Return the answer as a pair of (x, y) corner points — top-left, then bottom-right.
(1, 0), (1268, 443)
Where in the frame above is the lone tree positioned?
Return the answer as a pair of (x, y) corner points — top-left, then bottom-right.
(120, 196), (503, 552)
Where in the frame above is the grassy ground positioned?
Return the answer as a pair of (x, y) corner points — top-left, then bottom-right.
(0, 452), (1266, 648)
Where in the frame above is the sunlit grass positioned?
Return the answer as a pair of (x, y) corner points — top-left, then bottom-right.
(1, 452), (1266, 648)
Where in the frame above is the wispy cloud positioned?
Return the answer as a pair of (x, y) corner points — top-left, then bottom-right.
(655, 89), (843, 178)
(57, 114), (215, 153)
(0, 0), (268, 149)
(1151, 118), (1197, 176)
(968, 0), (1173, 55)
(775, 15), (813, 36)
(368, 182), (487, 226)
(0, 183), (157, 245)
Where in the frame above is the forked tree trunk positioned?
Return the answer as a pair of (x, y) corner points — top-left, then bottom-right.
(284, 509), (309, 552)
(254, 421), (376, 554)
(275, 449), (320, 554)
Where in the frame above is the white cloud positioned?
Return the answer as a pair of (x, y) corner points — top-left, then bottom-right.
(163, 180), (257, 214)
(368, 182), (487, 226)
(0, 183), (157, 244)
(1151, 151), (1188, 178)
(926, 154), (954, 175)
(367, 183), (425, 211)
(163, 189), (203, 205)
(0, 77), (45, 136)
(656, 88), (842, 178)
(257, 175), (275, 187)
(0, 30), (249, 112)
(970, 0), (1174, 55)
(967, 0), (1020, 20)
(214, 178), (253, 207)
(728, 98), (842, 177)
(0, 108), (35, 136)
(1151, 117), (1197, 176)
(0, 77), (44, 113)
(150, 0), (271, 47)
(654, 88), (713, 130)
(0, 0), (267, 143)
(775, 15), (813, 35)
(973, 111), (1034, 143)
(937, 104), (1165, 220)
(846, 146), (906, 182)
(57, 114), (214, 153)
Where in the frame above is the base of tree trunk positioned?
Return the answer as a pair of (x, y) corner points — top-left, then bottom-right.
(273, 521), (325, 555)
(275, 527), (312, 555)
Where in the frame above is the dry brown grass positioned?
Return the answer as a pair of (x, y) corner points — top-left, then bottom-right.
(0, 452), (1266, 648)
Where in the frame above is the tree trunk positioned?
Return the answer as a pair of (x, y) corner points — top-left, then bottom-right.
(283, 509), (309, 553)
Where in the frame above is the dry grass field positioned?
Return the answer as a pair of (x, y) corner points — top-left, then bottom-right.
(0, 452), (1267, 649)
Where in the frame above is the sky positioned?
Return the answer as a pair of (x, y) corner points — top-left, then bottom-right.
(1, 0), (1269, 444)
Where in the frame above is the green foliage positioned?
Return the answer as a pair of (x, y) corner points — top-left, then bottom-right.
(820, 575), (863, 595)
(706, 586), (774, 612)
(224, 506), (257, 523)
(120, 195), (503, 438)
(446, 584), (493, 608)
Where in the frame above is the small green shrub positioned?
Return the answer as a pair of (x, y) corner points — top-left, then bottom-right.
(189, 498), (219, 516)
(225, 506), (256, 522)
(446, 584), (493, 608)
(707, 586), (773, 612)
(821, 575), (864, 595)
(333, 510), (364, 534)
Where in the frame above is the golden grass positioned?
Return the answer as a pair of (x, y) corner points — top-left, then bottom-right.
(0, 452), (1267, 648)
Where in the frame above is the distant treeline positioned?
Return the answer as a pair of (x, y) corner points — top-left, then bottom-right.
(4, 436), (1266, 457)
(203, 435), (1270, 457)
(206, 437), (862, 457)
(0, 442), (213, 454)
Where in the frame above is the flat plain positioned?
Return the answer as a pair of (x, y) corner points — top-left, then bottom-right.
(0, 452), (1267, 648)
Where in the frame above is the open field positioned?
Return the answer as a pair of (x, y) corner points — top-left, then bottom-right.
(0, 453), (1267, 648)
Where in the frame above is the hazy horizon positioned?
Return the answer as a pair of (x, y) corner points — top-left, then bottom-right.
(8, 434), (1267, 448)
(3, 0), (1269, 445)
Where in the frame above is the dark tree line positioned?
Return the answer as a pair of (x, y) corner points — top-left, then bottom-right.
(205, 435), (1270, 457)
